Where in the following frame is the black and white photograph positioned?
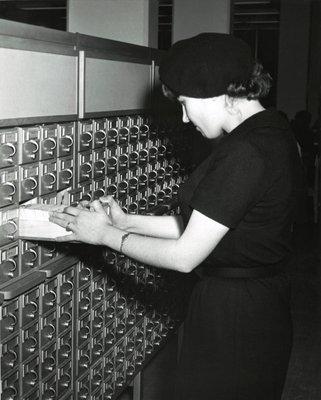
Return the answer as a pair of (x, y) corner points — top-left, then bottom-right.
(0, 0), (320, 399)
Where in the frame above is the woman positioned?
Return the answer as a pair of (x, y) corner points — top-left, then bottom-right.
(50, 33), (301, 399)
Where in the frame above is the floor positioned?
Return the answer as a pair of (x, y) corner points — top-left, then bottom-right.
(118, 222), (321, 400)
(282, 222), (321, 400)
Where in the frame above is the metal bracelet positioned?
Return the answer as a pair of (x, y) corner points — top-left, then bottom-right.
(119, 232), (132, 253)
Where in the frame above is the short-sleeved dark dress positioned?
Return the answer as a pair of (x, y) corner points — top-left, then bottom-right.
(175, 110), (302, 400)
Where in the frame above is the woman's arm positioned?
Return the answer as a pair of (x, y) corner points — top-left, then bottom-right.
(106, 210), (229, 273)
(122, 214), (184, 239)
(82, 196), (184, 239)
(50, 201), (229, 273)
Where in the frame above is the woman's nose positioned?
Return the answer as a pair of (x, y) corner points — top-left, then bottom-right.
(182, 107), (189, 123)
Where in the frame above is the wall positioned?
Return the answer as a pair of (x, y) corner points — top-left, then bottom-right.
(277, 0), (311, 119)
(67, 0), (158, 47)
(172, 0), (231, 43)
(307, 1), (321, 122)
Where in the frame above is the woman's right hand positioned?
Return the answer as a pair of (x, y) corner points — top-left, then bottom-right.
(79, 196), (129, 230)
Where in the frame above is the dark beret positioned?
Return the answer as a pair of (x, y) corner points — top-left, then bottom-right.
(159, 32), (254, 98)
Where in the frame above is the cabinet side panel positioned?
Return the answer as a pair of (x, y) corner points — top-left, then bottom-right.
(0, 48), (78, 120)
(85, 59), (151, 112)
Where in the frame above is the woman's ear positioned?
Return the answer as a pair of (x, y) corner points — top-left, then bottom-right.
(224, 95), (240, 116)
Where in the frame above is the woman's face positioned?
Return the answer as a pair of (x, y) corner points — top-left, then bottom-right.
(178, 95), (228, 138)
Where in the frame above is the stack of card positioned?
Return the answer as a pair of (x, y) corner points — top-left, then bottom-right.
(18, 204), (73, 241)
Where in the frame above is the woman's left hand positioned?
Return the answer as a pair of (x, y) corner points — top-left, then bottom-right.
(49, 200), (110, 245)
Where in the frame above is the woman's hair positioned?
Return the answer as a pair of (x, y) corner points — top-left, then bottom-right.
(162, 84), (178, 101)
(162, 61), (272, 101)
(226, 61), (272, 100)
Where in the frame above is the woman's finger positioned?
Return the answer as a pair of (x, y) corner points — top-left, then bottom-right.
(99, 196), (114, 206)
(78, 200), (90, 209)
(65, 221), (75, 232)
(49, 213), (74, 228)
(90, 200), (106, 214)
(62, 206), (81, 216)
(50, 211), (71, 220)
(55, 233), (77, 242)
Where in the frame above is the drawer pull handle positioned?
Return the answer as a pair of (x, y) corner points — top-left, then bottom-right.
(4, 350), (17, 368)
(24, 370), (38, 386)
(24, 337), (37, 353)
(44, 356), (55, 372)
(79, 354), (90, 368)
(2, 386), (17, 400)
(59, 343), (71, 358)
(4, 314), (17, 332)
(60, 135), (73, 149)
(24, 140), (39, 158)
(3, 258), (17, 278)
(61, 281), (73, 296)
(43, 323), (55, 339)
(1, 182), (16, 201)
(43, 137), (57, 155)
(1, 143), (16, 161)
(22, 177), (38, 195)
(81, 131), (93, 145)
(59, 373), (71, 388)
(43, 388), (56, 400)
(60, 312), (72, 327)
(44, 290), (56, 307)
(79, 326), (90, 339)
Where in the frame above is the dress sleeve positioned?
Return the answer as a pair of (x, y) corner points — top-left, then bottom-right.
(189, 142), (266, 228)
